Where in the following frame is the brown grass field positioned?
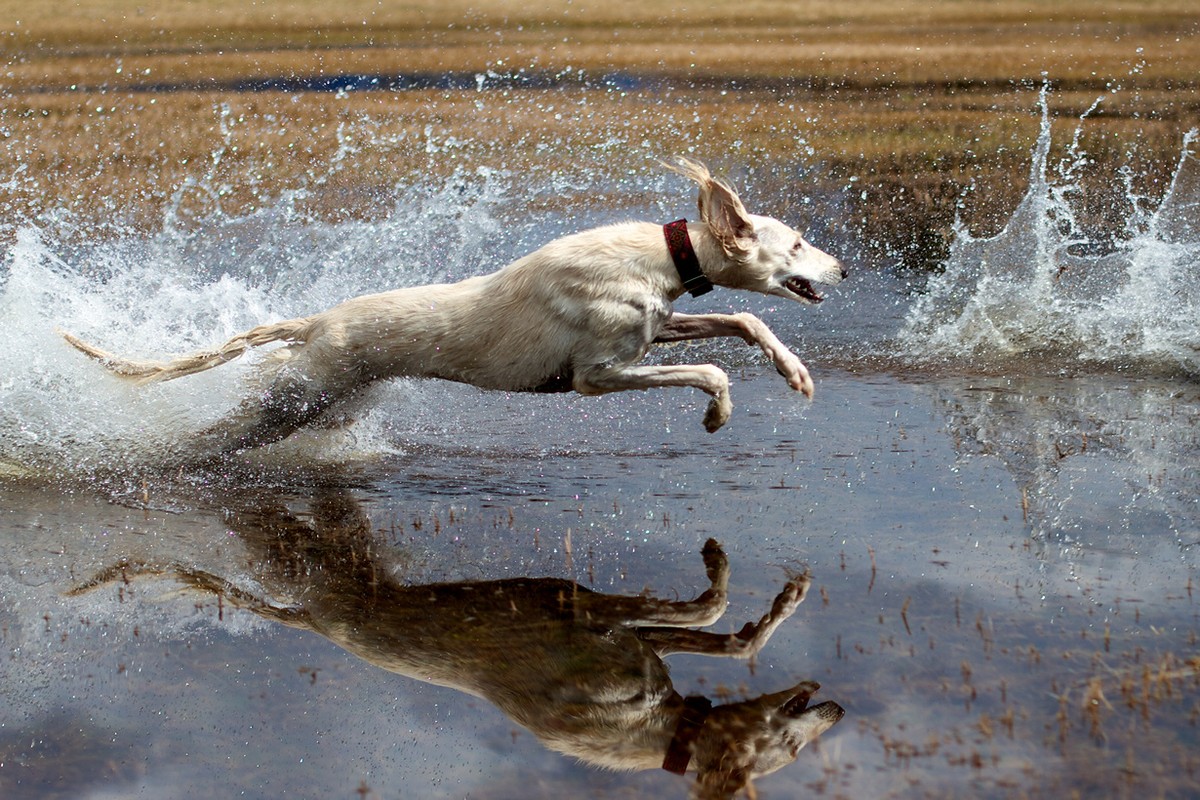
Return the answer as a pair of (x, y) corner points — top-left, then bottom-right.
(2, 1), (1198, 258)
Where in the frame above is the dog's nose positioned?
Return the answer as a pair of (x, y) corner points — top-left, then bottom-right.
(838, 261), (849, 280)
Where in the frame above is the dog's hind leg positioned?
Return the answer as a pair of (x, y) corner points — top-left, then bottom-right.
(573, 363), (733, 432)
(654, 312), (814, 398)
(198, 358), (365, 453)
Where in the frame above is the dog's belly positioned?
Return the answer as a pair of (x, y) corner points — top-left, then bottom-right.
(425, 361), (575, 394)
(529, 368), (574, 394)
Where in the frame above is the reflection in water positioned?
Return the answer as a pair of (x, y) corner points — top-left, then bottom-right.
(930, 377), (1199, 545)
(70, 490), (842, 799)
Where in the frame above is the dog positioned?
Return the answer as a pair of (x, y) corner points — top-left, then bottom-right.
(61, 158), (845, 452)
(70, 491), (844, 799)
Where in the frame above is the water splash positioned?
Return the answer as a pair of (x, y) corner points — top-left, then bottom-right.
(900, 85), (1200, 378)
(7, 85), (1194, 480)
(0, 128), (523, 479)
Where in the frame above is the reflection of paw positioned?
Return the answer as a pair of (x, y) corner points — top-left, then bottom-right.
(701, 538), (730, 585)
(771, 571), (811, 619)
(728, 571), (813, 656)
(703, 391), (732, 432)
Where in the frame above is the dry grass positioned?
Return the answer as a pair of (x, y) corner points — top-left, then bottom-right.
(6, 0), (1198, 86)
(2, 0), (1198, 260)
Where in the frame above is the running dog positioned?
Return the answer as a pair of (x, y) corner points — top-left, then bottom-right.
(70, 492), (843, 799)
(61, 158), (845, 451)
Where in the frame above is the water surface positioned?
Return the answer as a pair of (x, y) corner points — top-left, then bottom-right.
(1, 89), (1197, 799)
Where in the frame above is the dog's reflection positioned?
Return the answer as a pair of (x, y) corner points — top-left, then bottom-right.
(72, 492), (842, 798)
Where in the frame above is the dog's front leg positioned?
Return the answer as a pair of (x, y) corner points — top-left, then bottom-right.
(573, 364), (732, 432)
(638, 572), (810, 658)
(585, 539), (731, 628)
(654, 312), (814, 398)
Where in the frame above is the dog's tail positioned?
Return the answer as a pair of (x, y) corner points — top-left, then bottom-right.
(59, 317), (313, 384)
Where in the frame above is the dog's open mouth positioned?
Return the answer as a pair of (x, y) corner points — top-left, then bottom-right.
(786, 277), (824, 303)
(782, 689), (815, 716)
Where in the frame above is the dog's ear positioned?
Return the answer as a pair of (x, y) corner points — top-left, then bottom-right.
(665, 157), (758, 262)
(694, 763), (750, 800)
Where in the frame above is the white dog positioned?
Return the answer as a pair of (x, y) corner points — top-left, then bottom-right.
(62, 158), (845, 452)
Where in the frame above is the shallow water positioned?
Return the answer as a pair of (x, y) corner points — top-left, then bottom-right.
(1, 89), (1198, 799)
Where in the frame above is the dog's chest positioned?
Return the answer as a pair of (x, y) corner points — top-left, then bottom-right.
(615, 292), (674, 345)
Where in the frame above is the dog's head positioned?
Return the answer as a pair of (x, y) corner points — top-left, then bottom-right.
(668, 157), (846, 304)
(691, 680), (844, 800)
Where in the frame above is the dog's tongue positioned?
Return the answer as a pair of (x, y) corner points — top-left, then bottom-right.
(787, 277), (823, 303)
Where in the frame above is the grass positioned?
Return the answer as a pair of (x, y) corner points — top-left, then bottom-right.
(6, 1), (1198, 86)
(2, 1), (1198, 262)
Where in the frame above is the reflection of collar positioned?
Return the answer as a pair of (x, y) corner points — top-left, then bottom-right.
(663, 219), (714, 297)
(662, 694), (713, 774)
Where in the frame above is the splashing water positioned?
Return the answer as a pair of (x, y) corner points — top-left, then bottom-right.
(0, 140), (525, 479)
(4, 88), (1196, 479)
(900, 86), (1200, 377)
(0, 105), (692, 480)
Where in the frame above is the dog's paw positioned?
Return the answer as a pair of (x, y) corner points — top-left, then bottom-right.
(703, 391), (733, 432)
(774, 352), (814, 398)
(701, 539), (730, 584)
(770, 571), (811, 618)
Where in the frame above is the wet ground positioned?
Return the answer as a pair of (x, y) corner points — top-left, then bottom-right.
(2, 362), (1197, 799)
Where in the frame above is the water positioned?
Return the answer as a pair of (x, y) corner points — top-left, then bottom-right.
(900, 85), (1200, 379)
(1, 89), (1198, 799)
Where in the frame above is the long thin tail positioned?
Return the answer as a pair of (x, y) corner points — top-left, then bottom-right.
(59, 317), (313, 384)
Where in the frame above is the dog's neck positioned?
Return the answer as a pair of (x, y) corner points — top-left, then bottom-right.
(663, 220), (714, 298)
(661, 693), (713, 774)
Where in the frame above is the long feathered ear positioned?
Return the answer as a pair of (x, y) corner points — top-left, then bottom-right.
(664, 156), (758, 261)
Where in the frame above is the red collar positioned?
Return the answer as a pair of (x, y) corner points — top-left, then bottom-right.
(662, 694), (713, 774)
(663, 219), (714, 297)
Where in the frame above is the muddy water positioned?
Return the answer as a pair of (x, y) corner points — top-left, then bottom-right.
(1, 91), (1198, 798)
